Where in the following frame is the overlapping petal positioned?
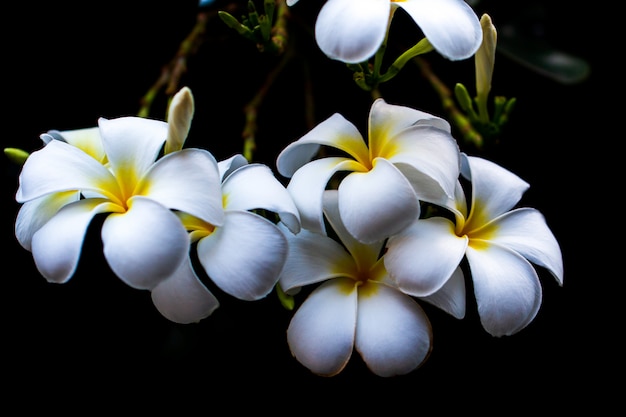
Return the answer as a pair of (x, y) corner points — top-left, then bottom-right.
(102, 196), (189, 290)
(385, 216), (468, 296)
(397, 0), (482, 61)
(461, 153), (529, 231)
(31, 198), (118, 283)
(41, 126), (106, 162)
(485, 208), (564, 285)
(98, 116), (168, 178)
(16, 140), (119, 203)
(137, 148), (224, 226)
(221, 163), (300, 234)
(287, 277), (358, 377)
(151, 257), (220, 324)
(466, 243), (542, 336)
(338, 158), (419, 243)
(420, 266), (466, 319)
(368, 98), (451, 156)
(286, 157), (363, 234)
(278, 226), (357, 294)
(15, 191), (79, 251)
(197, 210), (288, 301)
(356, 283), (432, 376)
(387, 124), (460, 189)
(277, 113), (368, 177)
(314, 0), (390, 64)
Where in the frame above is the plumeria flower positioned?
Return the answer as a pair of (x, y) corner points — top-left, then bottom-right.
(152, 154), (301, 323)
(278, 189), (469, 377)
(384, 153), (564, 336)
(276, 97), (460, 244)
(286, 0), (482, 63)
(15, 115), (224, 298)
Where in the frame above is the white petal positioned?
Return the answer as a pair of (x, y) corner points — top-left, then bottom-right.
(15, 191), (79, 251)
(222, 163), (300, 234)
(276, 113), (366, 178)
(16, 140), (118, 202)
(466, 243), (542, 337)
(102, 196), (189, 290)
(385, 217), (467, 296)
(397, 0), (482, 61)
(98, 116), (168, 177)
(322, 190), (383, 263)
(218, 154), (248, 180)
(339, 158), (419, 243)
(368, 99), (450, 156)
(315, 0), (390, 63)
(420, 266), (466, 319)
(489, 208), (564, 285)
(197, 211), (288, 301)
(356, 282), (432, 376)
(31, 198), (115, 283)
(151, 257), (219, 324)
(164, 86), (194, 154)
(386, 125), (461, 201)
(139, 148), (224, 226)
(287, 278), (358, 377)
(462, 154), (529, 225)
(286, 157), (361, 235)
(278, 224), (357, 294)
(49, 126), (106, 162)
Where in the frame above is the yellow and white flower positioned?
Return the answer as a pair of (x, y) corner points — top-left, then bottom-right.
(385, 153), (564, 336)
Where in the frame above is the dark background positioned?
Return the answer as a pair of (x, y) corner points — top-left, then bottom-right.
(2, 0), (611, 409)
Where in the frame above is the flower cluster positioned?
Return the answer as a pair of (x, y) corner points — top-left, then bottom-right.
(7, 0), (564, 377)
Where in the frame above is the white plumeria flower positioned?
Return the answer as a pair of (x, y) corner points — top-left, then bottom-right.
(276, 97), (460, 244)
(385, 153), (564, 337)
(287, 0), (482, 64)
(152, 154), (301, 323)
(16, 86), (196, 253)
(278, 189), (462, 377)
(15, 116), (224, 295)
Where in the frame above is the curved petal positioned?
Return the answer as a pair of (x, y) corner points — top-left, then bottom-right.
(356, 282), (432, 377)
(488, 208), (564, 285)
(276, 113), (367, 177)
(420, 266), (466, 319)
(222, 163), (300, 234)
(315, 0), (390, 63)
(338, 158), (419, 243)
(322, 190), (383, 268)
(398, 0), (482, 61)
(151, 256), (220, 324)
(138, 148), (224, 226)
(15, 191), (80, 251)
(286, 157), (362, 235)
(278, 225), (356, 294)
(197, 211), (288, 301)
(385, 216), (467, 296)
(287, 277), (358, 377)
(466, 242), (542, 337)
(16, 140), (119, 202)
(31, 198), (116, 283)
(45, 126), (106, 162)
(98, 116), (168, 178)
(102, 196), (189, 290)
(218, 153), (248, 180)
(385, 125), (461, 200)
(462, 154), (529, 231)
(368, 98), (450, 157)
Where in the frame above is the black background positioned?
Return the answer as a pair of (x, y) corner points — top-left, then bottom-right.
(2, 0), (611, 410)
